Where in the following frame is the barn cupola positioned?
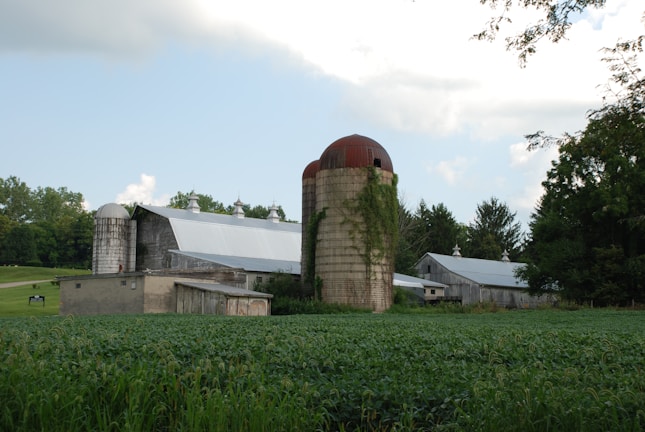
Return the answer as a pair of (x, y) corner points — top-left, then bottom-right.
(501, 250), (510, 262)
(452, 244), (462, 258)
(233, 198), (245, 219)
(187, 193), (200, 213)
(267, 202), (280, 223)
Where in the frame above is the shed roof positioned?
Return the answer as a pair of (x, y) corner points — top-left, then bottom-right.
(423, 252), (527, 288)
(393, 273), (447, 289)
(176, 281), (273, 298)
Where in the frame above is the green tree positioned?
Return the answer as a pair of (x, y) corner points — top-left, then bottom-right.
(423, 202), (465, 256)
(243, 204), (285, 221)
(0, 224), (39, 265)
(467, 197), (524, 260)
(395, 198), (421, 275)
(413, 201), (464, 254)
(518, 107), (645, 305)
(396, 199), (467, 273)
(475, 1), (639, 65)
(168, 191), (227, 214)
(0, 177), (92, 268)
(31, 186), (84, 223)
(168, 191), (293, 221)
(0, 176), (33, 222)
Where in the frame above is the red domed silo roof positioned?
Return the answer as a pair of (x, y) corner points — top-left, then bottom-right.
(302, 160), (320, 180)
(319, 134), (393, 172)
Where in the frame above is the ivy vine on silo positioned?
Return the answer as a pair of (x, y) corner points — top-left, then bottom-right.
(344, 166), (399, 276)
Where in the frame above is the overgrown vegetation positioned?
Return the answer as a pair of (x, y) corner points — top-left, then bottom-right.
(303, 208), (326, 290)
(344, 167), (399, 278)
(1, 311), (643, 431)
(255, 271), (370, 315)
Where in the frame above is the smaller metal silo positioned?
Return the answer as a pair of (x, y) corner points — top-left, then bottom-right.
(92, 203), (137, 274)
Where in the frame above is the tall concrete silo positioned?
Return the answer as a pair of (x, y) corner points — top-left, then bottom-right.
(92, 203), (137, 274)
(301, 159), (320, 293)
(304, 134), (397, 312)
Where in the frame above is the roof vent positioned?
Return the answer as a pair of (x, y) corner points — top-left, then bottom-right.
(267, 202), (280, 223)
(187, 193), (200, 213)
(501, 250), (510, 262)
(233, 198), (245, 219)
(452, 244), (462, 258)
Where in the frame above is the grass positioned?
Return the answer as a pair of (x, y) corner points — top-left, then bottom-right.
(0, 266), (90, 317)
(0, 265), (90, 284)
(1, 310), (644, 431)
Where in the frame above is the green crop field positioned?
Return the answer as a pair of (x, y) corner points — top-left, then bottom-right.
(1, 310), (644, 431)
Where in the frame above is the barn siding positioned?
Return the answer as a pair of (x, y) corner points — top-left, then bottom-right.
(134, 210), (179, 271)
(416, 255), (551, 308)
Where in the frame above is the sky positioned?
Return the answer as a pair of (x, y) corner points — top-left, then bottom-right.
(1, 0), (643, 229)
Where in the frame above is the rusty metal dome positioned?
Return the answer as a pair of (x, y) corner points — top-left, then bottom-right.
(319, 134), (393, 172)
(302, 159), (320, 180)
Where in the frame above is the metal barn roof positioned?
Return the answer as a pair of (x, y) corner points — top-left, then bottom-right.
(170, 250), (301, 274)
(425, 252), (527, 288)
(176, 281), (273, 298)
(137, 205), (301, 262)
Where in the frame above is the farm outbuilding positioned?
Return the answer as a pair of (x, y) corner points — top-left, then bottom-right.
(59, 268), (261, 316)
(415, 251), (553, 308)
(176, 282), (272, 316)
(393, 273), (448, 304)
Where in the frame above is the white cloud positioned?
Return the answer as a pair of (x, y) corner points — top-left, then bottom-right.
(509, 142), (531, 167)
(1, 0), (642, 140)
(508, 144), (560, 217)
(115, 174), (169, 206)
(427, 156), (472, 186)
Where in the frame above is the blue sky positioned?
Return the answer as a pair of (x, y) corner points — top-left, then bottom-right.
(1, 0), (643, 228)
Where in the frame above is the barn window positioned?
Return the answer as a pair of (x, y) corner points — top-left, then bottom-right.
(121, 280), (127, 287)
(374, 158), (381, 168)
(427, 265), (431, 273)
(75, 283), (81, 289)
(257, 276), (263, 284)
(431, 289), (436, 295)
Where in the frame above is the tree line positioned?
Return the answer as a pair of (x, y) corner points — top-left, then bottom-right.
(0, 176), (93, 268)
